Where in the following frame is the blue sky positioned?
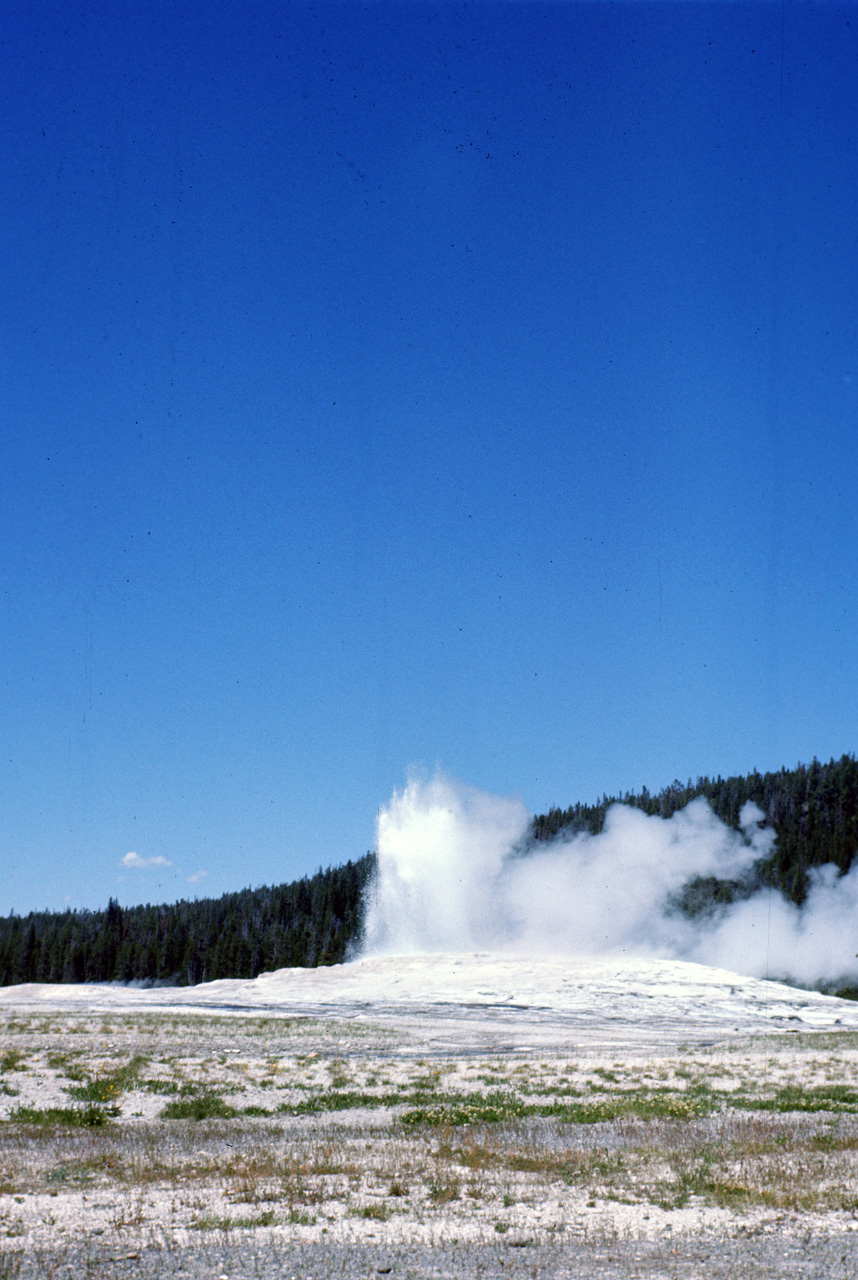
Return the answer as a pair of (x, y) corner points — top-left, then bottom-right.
(3, 1), (857, 915)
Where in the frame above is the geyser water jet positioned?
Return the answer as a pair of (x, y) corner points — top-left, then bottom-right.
(363, 773), (858, 988)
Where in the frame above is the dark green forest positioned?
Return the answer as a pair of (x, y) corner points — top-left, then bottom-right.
(530, 753), (858, 908)
(0, 856), (374, 988)
(1, 754), (856, 988)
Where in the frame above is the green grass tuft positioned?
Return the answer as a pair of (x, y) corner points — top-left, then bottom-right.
(8, 1103), (119, 1127)
(161, 1093), (239, 1121)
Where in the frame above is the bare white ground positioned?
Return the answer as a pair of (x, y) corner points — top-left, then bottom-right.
(3, 955), (858, 1277)
(2, 953), (857, 1052)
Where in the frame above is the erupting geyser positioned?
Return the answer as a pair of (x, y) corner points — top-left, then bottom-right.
(363, 773), (858, 989)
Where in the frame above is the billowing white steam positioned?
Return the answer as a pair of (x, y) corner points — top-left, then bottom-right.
(364, 774), (858, 987)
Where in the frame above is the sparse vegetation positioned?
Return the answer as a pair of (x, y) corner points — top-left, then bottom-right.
(1, 1007), (858, 1277)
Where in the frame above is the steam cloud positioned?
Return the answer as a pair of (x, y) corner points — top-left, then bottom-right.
(364, 775), (858, 987)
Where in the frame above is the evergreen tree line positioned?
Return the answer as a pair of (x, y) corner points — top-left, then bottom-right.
(0, 855), (374, 988)
(530, 753), (858, 909)
(1, 755), (856, 987)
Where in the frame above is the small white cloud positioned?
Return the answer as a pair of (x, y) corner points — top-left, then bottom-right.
(186, 869), (208, 884)
(121, 852), (173, 869)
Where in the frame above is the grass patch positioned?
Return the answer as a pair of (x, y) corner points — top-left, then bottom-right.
(160, 1093), (239, 1121)
(140, 1078), (183, 1095)
(287, 1209), (317, 1225)
(65, 1055), (148, 1104)
(233, 1209), (279, 1227)
(400, 1086), (717, 1127)
(731, 1084), (858, 1113)
(428, 1175), (460, 1204)
(190, 1214), (231, 1231)
(45, 1164), (95, 1187)
(355, 1202), (392, 1220)
(8, 1103), (119, 1127)
(403, 1090), (528, 1127)
(279, 1089), (396, 1115)
(46, 1051), (85, 1079)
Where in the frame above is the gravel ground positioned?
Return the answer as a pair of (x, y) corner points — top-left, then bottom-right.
(6, 1232), (858, 1279)
(3, 977), (858, 1279)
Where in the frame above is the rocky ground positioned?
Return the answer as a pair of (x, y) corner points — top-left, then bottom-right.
(1, 997), (858, 1277)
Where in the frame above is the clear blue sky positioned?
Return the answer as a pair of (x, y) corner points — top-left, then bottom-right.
(3, 1), (857, 915)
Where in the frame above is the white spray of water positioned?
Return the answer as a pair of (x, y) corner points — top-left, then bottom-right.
(363, 774), (858, 986)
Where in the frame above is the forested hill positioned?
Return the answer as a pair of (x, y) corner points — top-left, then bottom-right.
(531, 753), (858, 907)
(0, 855), (373, 988)
(1, 755), (856, 987)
